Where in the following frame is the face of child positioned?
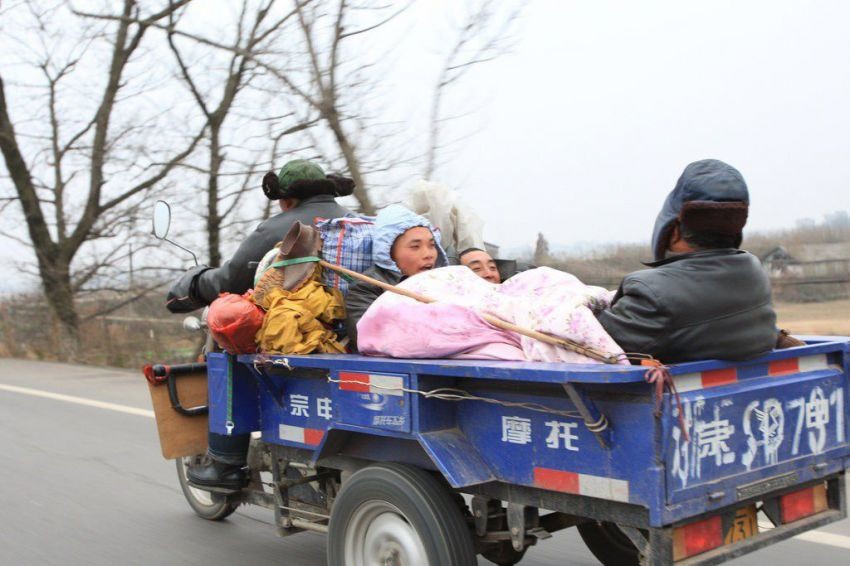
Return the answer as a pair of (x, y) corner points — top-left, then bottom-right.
(390, 226), (438, 276)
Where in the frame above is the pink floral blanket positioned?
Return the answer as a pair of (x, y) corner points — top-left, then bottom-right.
(356, 266), (627, 364)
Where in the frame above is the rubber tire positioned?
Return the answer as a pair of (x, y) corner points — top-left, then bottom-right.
(176, 456), (238, 521)
(577, 521), (641, 566)
(327, 463), (477, 566)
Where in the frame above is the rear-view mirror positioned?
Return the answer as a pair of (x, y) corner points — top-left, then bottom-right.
(153, 200), (171, 240)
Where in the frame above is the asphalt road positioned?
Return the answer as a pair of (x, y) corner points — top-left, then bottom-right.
(1, 359), (849, 565)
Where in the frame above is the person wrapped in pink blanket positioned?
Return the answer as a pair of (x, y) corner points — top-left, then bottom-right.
(356, 264), (628, 364)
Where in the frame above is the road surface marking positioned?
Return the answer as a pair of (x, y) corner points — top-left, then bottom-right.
(0, 383), (154, 418)
(2, 382), (850, 550)
(794, 530), (850, 550)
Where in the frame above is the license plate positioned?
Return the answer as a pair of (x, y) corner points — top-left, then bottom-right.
(722, 505), (758, 544)
(673, 504), (759, 561)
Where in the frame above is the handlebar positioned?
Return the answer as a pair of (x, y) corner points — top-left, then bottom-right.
(143, 362), (209, 417)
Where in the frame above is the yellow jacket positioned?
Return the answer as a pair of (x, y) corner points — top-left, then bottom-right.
(254, 270), (346, 355)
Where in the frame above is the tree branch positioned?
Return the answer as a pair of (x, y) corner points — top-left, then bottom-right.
(97, 126), (206, 215)
(79, 282), (165, 321)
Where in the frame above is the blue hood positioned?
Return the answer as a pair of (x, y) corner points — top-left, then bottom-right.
(373, 204), (448, 274)
(650, 159), (749, 262)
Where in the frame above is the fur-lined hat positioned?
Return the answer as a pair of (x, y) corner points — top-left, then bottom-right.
(261, 159), (355, 200)
(650, 159), (750, 261)
(679, 200), (748, 235)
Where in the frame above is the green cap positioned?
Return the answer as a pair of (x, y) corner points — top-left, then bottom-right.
(277, 160), (326, 193)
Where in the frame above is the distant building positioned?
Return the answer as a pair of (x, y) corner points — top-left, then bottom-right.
(760, 242), (850, 280)
(761, 246), (802, 277)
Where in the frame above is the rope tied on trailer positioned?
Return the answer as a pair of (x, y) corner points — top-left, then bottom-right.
(259, 355), (688, 439)
(322, 374), (582, 419)
(258, 356), (584, 418)
(642, 360), (689, 442)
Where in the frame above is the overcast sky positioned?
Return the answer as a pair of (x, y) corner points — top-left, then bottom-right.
(427, 0), (850, 253)
(2, 0), (850, 289)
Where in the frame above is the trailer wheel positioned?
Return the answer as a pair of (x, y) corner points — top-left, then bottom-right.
(577, 521), (641, 566)
(327, 463), (477, 566)
(176, 455), (238, 521)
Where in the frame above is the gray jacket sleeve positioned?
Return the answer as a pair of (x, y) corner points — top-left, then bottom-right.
(597, 277), (668, 358)
(344, 280), (383, 352)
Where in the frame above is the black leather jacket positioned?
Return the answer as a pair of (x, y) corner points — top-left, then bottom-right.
(597, 249), (777, 363)
(167, 195), (351, 312)
(344, 265), (403, 351)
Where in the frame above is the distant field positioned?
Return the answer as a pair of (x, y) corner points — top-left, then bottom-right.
(775, 299), (850, 336)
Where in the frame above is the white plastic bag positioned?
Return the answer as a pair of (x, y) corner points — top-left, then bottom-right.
(402, 180), (485, 258)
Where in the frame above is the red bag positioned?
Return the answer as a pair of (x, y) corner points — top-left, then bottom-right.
(207, 292), (265, 354)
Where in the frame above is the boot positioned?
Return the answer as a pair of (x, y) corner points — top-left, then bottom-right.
(187, 457), (248, 491)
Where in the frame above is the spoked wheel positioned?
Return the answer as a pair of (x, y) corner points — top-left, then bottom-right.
(327, 463), (477, 566)
(176, 454), (239, 521)
(577, 520), (642, 566)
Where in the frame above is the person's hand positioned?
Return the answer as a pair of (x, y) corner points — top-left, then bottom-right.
(775, 328), (805, 349)
(166, 265), (211, 313)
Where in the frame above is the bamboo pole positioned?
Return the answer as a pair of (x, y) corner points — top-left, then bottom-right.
(318, 260), (620, 364)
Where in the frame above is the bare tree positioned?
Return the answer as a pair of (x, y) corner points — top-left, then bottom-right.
(533, 232), (550, 265)
(281, 0), (413, 215)
(424, 0), (524, 180)
(165, 0), (313, 266)
(0, 0), (203, 354)
(74, 1), (413, 216)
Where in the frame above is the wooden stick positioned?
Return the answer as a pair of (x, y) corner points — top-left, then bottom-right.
(318, 260), (620, 364)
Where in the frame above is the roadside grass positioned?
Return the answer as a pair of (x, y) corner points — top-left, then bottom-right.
(775, 299), (850, 336)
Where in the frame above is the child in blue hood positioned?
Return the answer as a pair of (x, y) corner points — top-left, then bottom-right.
(345, 204), (448, 351)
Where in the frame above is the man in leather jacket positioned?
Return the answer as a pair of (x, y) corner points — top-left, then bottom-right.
(166, 159), (353, 489)
(597, 159), (778, 364)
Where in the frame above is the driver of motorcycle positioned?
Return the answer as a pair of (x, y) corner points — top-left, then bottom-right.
(166, 159), (353, 489)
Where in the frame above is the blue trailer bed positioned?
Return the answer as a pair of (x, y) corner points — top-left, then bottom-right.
(194, 336), (850, 564)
